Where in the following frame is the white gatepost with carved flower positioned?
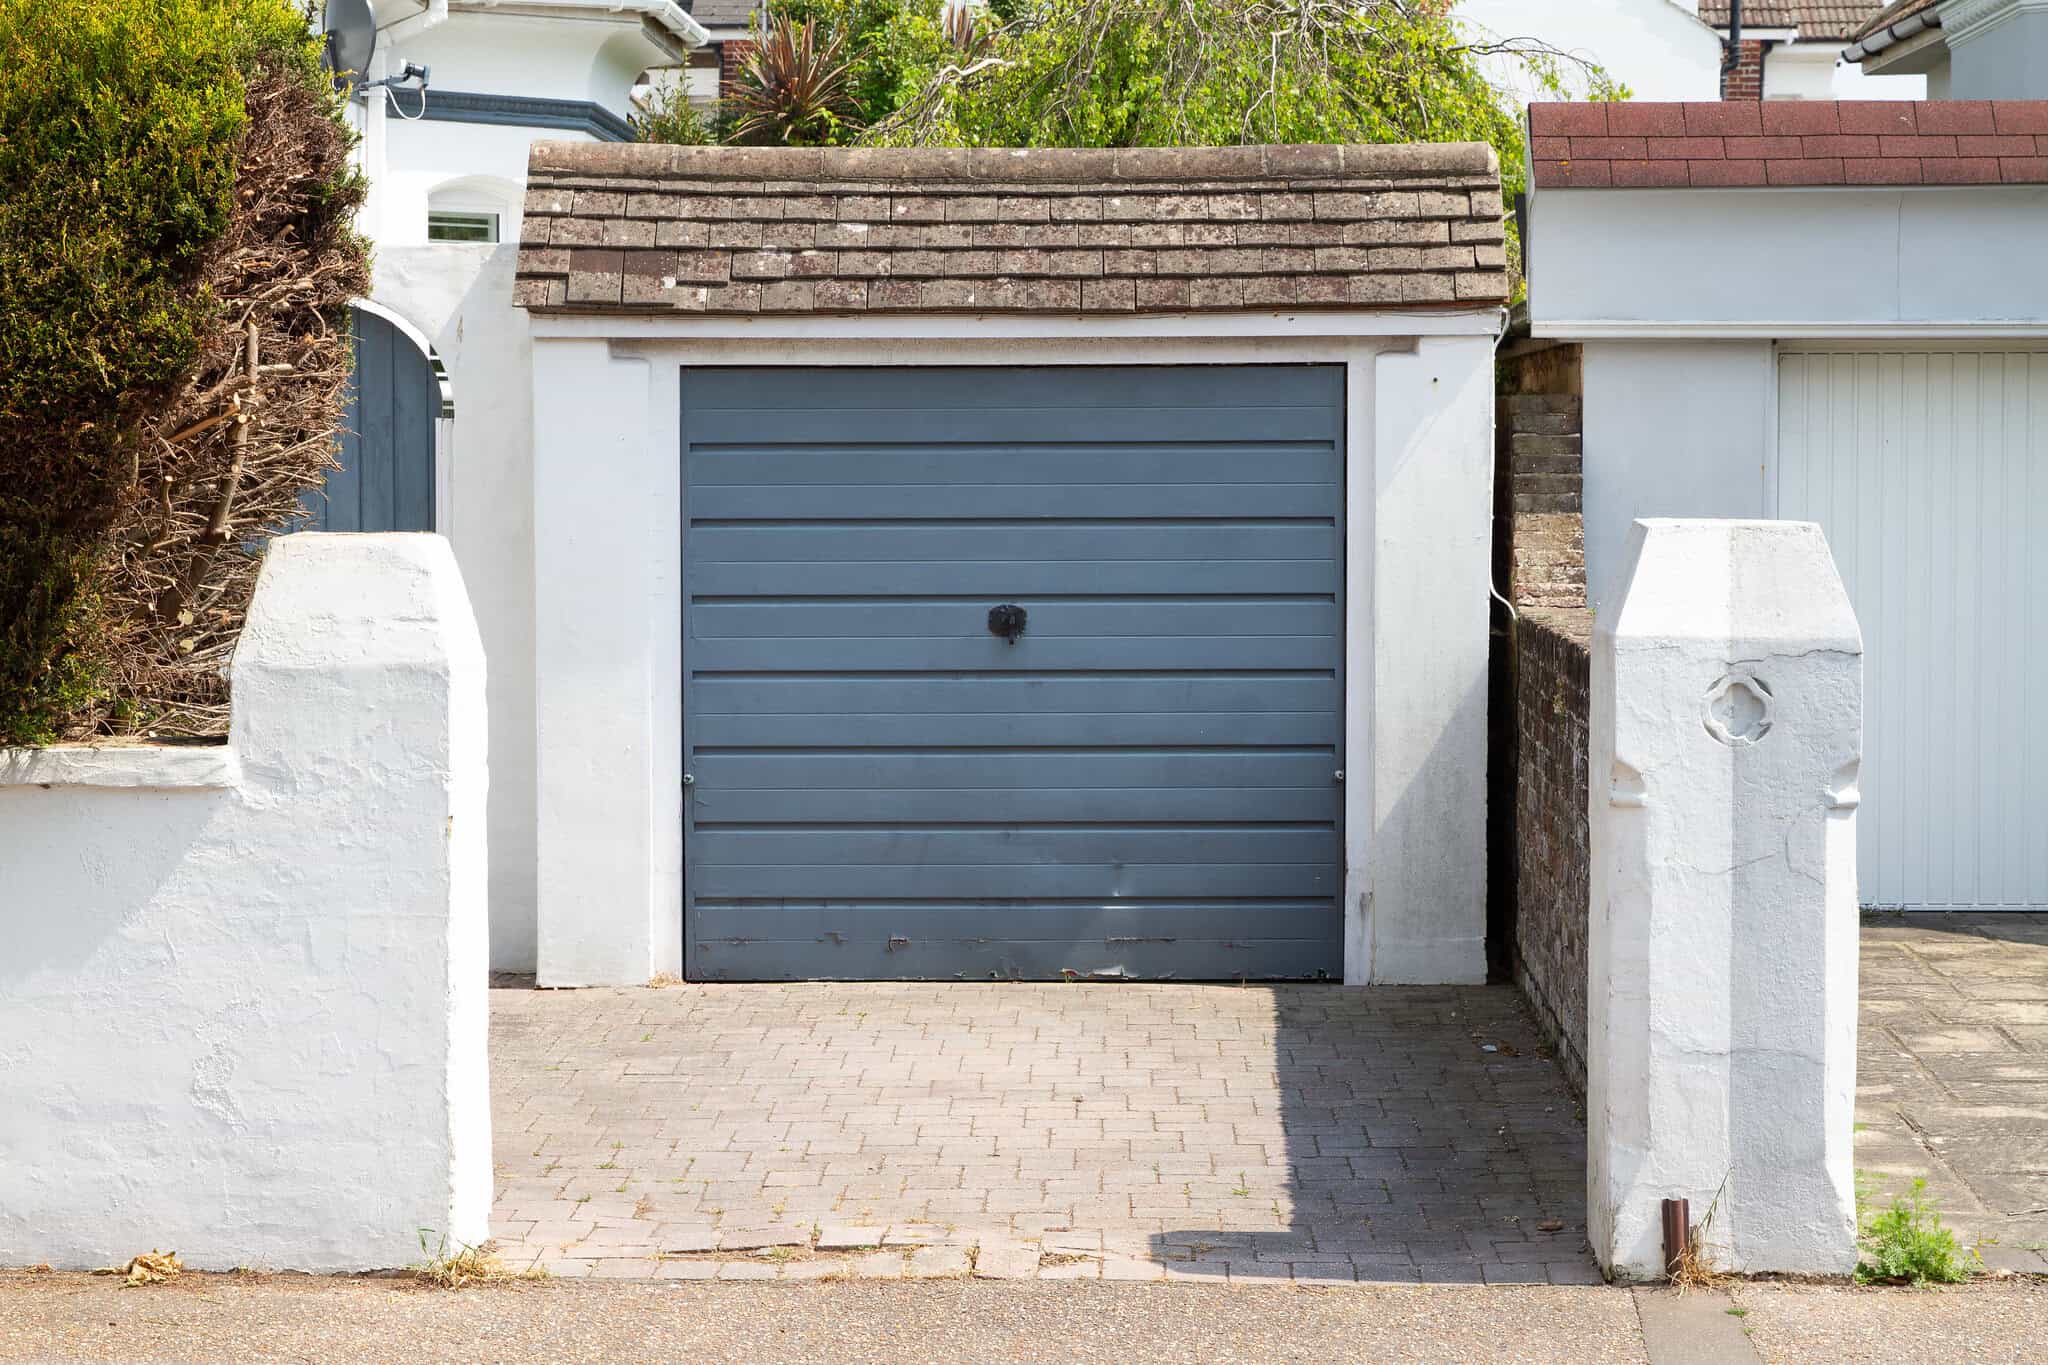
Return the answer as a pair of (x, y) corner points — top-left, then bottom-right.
(1588, 518), (1863, 1279)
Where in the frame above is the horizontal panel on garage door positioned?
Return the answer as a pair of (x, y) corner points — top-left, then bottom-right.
(682, 365), (1346, 980)
(1777, 347), (2048, 911)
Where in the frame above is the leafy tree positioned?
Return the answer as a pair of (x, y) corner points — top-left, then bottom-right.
(644, 1), (1620, 211)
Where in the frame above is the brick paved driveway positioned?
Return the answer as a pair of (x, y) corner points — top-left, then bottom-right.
(488, 983), (1592, 1284)
(1857, 913), (2048, 1274)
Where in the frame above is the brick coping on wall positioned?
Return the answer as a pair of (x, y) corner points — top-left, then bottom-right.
(513, 143), (1511, 314)
(1528, 100), (2048, 189)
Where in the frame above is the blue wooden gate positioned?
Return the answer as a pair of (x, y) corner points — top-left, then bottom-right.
(310, 306), (437, 531)
(681, 365), (1345, 981)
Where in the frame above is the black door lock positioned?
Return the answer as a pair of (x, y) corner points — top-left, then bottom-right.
(987, 603), (1027, 644)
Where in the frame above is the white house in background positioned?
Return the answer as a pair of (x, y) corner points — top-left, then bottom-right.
(1698, 2), (1926, 98)
(327, 0), (705, 971)
(1847, 0), (2048, 97)
(1455, 0), (1724, 101)
(1454, 1), (1923, 101)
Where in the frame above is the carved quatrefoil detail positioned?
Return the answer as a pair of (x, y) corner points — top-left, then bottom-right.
(1703, 673), (1773, 747)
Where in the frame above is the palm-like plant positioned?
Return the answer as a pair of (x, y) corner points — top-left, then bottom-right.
(729, 16), (859, 146)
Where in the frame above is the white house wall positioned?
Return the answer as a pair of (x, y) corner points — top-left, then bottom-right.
(1528, 187), (2048, 332)
(1765, 42), (1926, 100)
(1581, 340), (1774, 611)
(1454, 0), (1723, 103)
(373, 245), (540, 971)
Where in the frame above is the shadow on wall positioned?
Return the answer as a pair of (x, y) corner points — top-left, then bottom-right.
(0, 788), (226, 989)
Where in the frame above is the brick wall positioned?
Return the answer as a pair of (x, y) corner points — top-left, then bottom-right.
(717, 40), (754, 98)
(1722, 39), (1765, 100)
(1490, 350), (1592, 1094)
(1511, 608), (1592, 1097)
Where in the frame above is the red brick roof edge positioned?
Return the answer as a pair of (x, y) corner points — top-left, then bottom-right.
(1528, 102), (2048, 189)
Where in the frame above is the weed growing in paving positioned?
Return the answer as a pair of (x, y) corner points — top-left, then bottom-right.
(1856, 1179), (1977, 1286)
(410, 1233), (547, 1289)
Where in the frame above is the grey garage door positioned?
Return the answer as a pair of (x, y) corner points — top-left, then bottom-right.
(682, 365), (1344, 981)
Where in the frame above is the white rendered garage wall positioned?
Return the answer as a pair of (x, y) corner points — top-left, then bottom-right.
(373, 245), (540, 971)
(1581, 340), (1774, 611)
(0, 535), (491, 1271)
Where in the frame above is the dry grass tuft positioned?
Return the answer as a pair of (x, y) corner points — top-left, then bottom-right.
(648, 972), (684, 988)
(410, 1235), (549, 1289)
(93, 1250), (183, 1286)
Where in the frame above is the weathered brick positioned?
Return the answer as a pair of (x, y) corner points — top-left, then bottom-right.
(603, 219), (656, 248)
(1080, 278), (1136, 311)
(1314, 190), (1418, 220)
(890, 195), (949, 223)
(730, 250), (794, 280)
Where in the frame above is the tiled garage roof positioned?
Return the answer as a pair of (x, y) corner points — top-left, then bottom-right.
(513, 143), (1510, 314)
(1528, 101), (2048, 188)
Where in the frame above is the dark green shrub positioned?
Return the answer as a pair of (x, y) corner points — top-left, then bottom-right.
(0, 0), (365, 743)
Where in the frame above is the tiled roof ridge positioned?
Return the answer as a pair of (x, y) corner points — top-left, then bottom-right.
(1528, 100), (2048, 189)
(525, 141), (1500, 184)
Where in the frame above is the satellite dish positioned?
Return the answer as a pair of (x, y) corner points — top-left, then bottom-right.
(323, 0), (378, 95)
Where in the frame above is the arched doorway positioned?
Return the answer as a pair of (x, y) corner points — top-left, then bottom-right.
(309, 303), (445, 531)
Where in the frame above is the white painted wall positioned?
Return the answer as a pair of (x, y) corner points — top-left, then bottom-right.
(1588, 519), (1861, 1278)
(1455, 0), (1723, 102)
(1764, 41), (1926, 100)
(1945, 0), (2048, 99)
(1581, 340), (1774, 611)
(0, 535), (491, 1272)
(1528, 187), (2048, 334)
(528, 313), (1502, 988)
(371, 247), (539, 971)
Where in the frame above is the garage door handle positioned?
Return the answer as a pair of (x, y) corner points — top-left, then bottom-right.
(987, 603), (1028, 643)
(1334, 770), (1344, 783)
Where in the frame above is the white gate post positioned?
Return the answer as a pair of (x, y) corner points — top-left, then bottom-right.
(1588, 519), (1862, 1279)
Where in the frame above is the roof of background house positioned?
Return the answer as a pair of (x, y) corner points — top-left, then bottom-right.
(1847, 0), (1943, 43)
(1698, 2), (1890, 40)
(1527, 100), (2048, 188)
(691, 0), (753, 30)
(513, 142), (1510, 314)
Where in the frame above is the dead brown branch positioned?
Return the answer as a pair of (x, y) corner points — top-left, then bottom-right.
(72, 63), (368, 738)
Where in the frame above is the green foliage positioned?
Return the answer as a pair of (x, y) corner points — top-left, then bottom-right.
(0, 0), (331, 744)
(765, 0), (952, 136)
(1856, 1179), (1978, 1286)
(634, 75), (718, 145)
(728, 18), (861, 146)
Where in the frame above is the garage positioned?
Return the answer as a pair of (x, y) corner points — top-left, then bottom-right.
(1776, 345), (2048, 913)
(681, 365), (1345, 980)
(521, 141), (1506, 986)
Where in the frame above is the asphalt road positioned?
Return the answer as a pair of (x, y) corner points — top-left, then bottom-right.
(1, 1273), (2043, 1364)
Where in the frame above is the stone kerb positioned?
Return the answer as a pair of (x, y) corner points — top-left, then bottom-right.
(1588, 519), (1862, 1279)
(0, 533), (490, 1271)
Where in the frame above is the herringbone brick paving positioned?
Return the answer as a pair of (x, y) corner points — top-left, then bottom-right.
(488, 983), (1595, 1283)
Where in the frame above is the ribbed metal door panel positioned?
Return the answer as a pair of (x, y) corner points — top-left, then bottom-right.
(1777, 347), (2048, 911)
(682, 365), (1346, 979)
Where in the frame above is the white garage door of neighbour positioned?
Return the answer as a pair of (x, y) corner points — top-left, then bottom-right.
(1777, 346), (2048, 912)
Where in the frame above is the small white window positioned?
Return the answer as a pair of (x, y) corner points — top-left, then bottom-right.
(428, 210), (499, 244)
